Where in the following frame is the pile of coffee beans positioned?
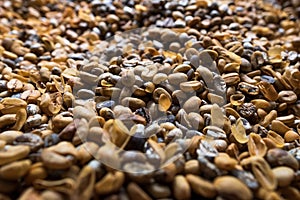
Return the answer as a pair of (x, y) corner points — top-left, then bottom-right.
(0, 0), (299, 199)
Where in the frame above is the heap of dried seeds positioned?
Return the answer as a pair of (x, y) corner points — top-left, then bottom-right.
(0, 0), (300, 199)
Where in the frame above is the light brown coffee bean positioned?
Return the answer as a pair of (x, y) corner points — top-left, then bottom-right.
(260, 110), (277, 127)
(272, 166), (294, 187)
(95, 171), (125, 196)
(271, 120), (291, 136)
(121, 97), (146, 111)
(266, 148), (299, 171)
(146, 183), (171, 199)
(173, 175), (191, 200)
(214, 154), (237, 171)
(74, 165), (95, 200)
(248, 133), (267, 157)
(0, 145), (30, 166)
(0, 130), (22, 144)
(250, 156), (277, 190)
(33, 178), (75, 195)
(214, 176), (252, 200)
(24, 162), (47, 185)
(158, 93), (172, 112)
(230, 93), (245, 106)
(284, 130), (300, 142)
(127, 182), (152, 200)
(258, 81), (279, 101)
(184, 160), (200, 175)
(186, 174), (216, 198)
(278, 90), (297, 104)
(0, 159), (31, 180)
(267, 130), (285, 148)
(41, 149), (72, 170)
(7, 79), (23, 93)
(222, 73), (240, 86)
(180, 81), (203, 92)
(183, 96), (202, 113)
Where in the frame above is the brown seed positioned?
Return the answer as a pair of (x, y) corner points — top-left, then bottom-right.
(0, 130), (22, 144)
(214, 176), (252, 200)
(271, 120), (291, 136)
(24, 162), (47, 185)
(11, 108), (27, 130)
(48, 141), (78, 158)
(0, 98), (27, 114)
(121, 97), (146, 111)
(248, 133), (267, 157)
(180, 81), (203, 92)
(238, 82), (259, 95)
(267, 130), (285, 148)
(230, 93), (245, 106)
(231, 118), (248, 144)
(214, 154), (237, 171)
(40, 93), (62, 116)
(146, 183), (171, 199)
(183, 96), (202, 113)
(258, 81), (278, 101)
(0, 140), (6, 150)
(284, 130), (300, 142)
(153, 87), (172, 102)
(220, 50), (242, 64)
(173, 175), (191, 200)
(184, 160), (200, 175)
(0, 114), (16, 129)
(0, 145), (30, 166)
(278, 90), (297, 104)
(280, 187), (300, 200)
(18, 188), (41, 200)
(276, 114), (295, 125)
(41, 149), (72, 170)
(74, 166), (95, 200)
(266, 148), (299, 171)
(3, 50), (18, 60)
(224, 62), (240, 73)
(0, 159), (31, 180)
(260, 110), (277, 127)
(24, 53), (38, 63)
(222, 72), (240, 86)
(7, 79), (23, 93)
(186, 174), (217, 198)
(95, 171), (125, 195)
(158, 93), (172, 112)
(21, 90), (41, 103)
(250, 156), (277, 190)
(272, 166), (294, 187)
(33, 178), (75, 195)
(127, 182), (152, 200)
